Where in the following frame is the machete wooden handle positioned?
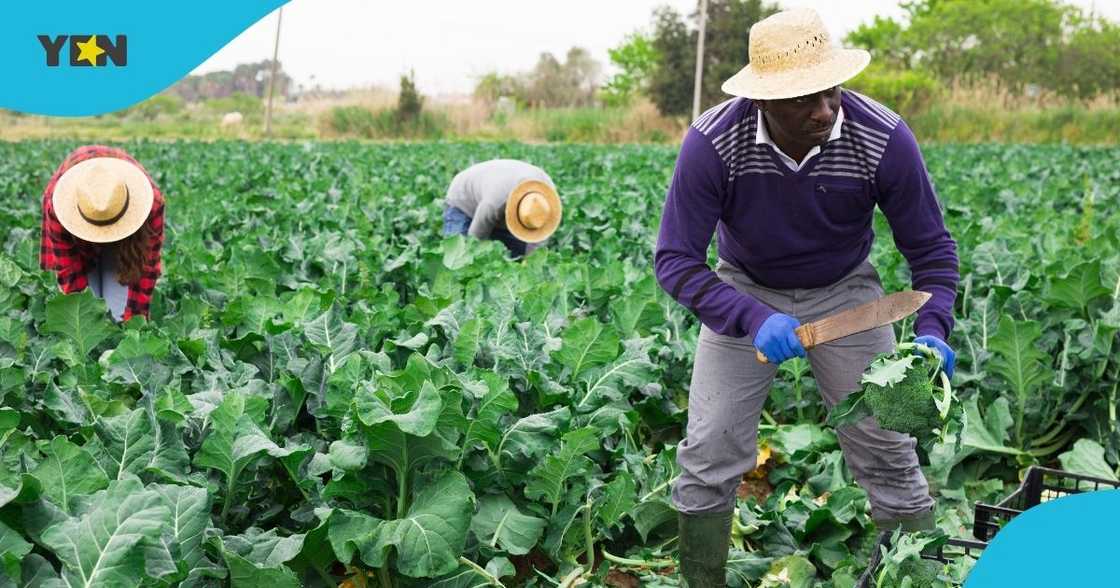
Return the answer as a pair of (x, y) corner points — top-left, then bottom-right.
(755, 324), (817, 364)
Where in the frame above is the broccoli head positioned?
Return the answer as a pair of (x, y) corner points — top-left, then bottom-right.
(827, 343), (957, 448)
(863, 365), (941, 442)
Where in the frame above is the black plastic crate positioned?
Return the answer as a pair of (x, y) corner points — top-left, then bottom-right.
(972, 466), (1120, 542)
(856, 537), (986, 588)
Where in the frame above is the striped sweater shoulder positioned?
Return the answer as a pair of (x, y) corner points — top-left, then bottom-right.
(811, 90), (904, 181)
(688, 98), (784, 179)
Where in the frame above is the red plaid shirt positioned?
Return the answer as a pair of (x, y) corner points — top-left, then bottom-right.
(40, 145), (165, 321)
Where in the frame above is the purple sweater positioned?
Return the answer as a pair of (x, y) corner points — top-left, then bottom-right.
(654, 90), (958, 341)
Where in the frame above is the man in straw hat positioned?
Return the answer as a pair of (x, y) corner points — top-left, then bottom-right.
(442, 159), (562, 258)
(41, 145), (165, 322)
(653, 7), (958, 585)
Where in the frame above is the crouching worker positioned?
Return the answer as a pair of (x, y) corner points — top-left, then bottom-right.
(40, 146), (165, 322)
(655, 8), (959, 587)
(442, 159), (562, 258)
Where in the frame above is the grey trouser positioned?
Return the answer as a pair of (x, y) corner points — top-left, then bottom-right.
(672, 259), (935, 524)
(87, 245), (128, 322)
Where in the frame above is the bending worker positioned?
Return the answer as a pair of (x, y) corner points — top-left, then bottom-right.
(40, 145), (166, 322)
(654, 8), (959, 586)
(442, 159), (562, 257)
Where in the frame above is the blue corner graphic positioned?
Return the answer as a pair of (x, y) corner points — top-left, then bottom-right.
(965, 488), (1120, 587)
(0, 1), (289, 116)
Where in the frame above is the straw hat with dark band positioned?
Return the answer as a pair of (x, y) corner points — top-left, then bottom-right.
(721, 7), (870, 100)
(52, 158), (154, 244)
(505, 180), (561, 243)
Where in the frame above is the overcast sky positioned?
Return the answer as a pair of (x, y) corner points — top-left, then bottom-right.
(191, 0), (1120, 96)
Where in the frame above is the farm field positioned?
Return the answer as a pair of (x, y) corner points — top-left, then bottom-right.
(0, 140), (1117, 587)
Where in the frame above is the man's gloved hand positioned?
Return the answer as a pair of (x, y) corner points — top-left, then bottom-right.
(914, 335), (955, 379)
(755, 313), (806, 365)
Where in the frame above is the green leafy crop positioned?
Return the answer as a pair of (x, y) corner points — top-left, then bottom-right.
(0, 140), (1115, 587)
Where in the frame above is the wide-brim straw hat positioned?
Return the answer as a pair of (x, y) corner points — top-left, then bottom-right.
(722, 7), (871, 100)
(52, 157), (154, 244)
(505, 179), (561, 243)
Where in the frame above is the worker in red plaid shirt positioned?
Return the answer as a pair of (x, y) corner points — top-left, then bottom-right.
(40, 145), (165, 322)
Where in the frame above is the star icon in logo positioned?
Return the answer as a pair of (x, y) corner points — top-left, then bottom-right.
(75, 35), (105, 66)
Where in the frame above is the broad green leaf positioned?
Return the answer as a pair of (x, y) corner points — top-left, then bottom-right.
(100, 329), (173, 390)
(610, 292), (662, 335)
(0, 255), (23, 286)
(194, 394), (301, 498)
(575, 337), (656, 411)
(155, 385), (194, 424)
(213, 529), (305, 588)
(470, 494), (547, 555)
(960, 396), (1022, 456)
(0, 474), (42, 509)
(525, 427), (601, 509)
(541, 493), (583, 560)
(304, 308), (358, 371)
(726, 549), (774, 585)
(554, 318), (620, 379)
(630, 498), (675, 542)
(43, 290), (114, 357)
(32, 436), (109, 512)
(40, 479), (171, 588)
(441, 237), (476, 271)
(362, 471), (474, 578)
(497, 406), (572, 465)
(354, 380), (442, 436)
(989, 317), (1049, 401)
(825, 391), (872, 429)
(152, 484), (212, 580)
(87, 408), (156, 481)
(770, 424), (839, 459)
(0, 520), (32, 581)
(860, 354), (919, 388)
(452, 317), (483, 366)
(988, 317), (1049, 443)
(326, 439), (367, 472)
(460, 372), (518, 457)
(147, 418), (191, 484)
(1059, 439), (1118, 481)
(0, 407), (15, 428)
(762, 554), (817, 588)
(363, 422), (459, 484)
(326, 509), (383, 564)
(1044, 260), (1110, 315)
(596, 472), (637, 530)
(222, 551), (300, 588)
(6, 553), (65, 588)
(428, 564), (501, 588)
(42, 383), (90, 426)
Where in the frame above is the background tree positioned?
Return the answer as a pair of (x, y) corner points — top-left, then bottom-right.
(477, 47), (602, 109)
(601, 32), (660, 107)
(647, 0), (778, 117)
(398, 69), (424, 121)
(647, 6), (695, 116)
(845, 0), (1120, 103)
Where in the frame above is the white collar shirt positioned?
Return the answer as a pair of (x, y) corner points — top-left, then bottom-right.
(755, 106), (845, 171)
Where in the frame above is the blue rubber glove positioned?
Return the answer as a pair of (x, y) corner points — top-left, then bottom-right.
(914, 335), (955, 379)
(755, 313), (806, 365)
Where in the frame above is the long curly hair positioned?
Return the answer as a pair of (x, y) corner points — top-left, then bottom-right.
(114, 223), (153, 286)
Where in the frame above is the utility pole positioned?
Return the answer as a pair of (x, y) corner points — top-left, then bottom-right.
(264, 6), (284, 137)
(692, 0), (709, 121)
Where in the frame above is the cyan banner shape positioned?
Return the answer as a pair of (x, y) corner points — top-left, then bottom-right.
(965, 488), (1120, 586)
(1, 1), (289, 116)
